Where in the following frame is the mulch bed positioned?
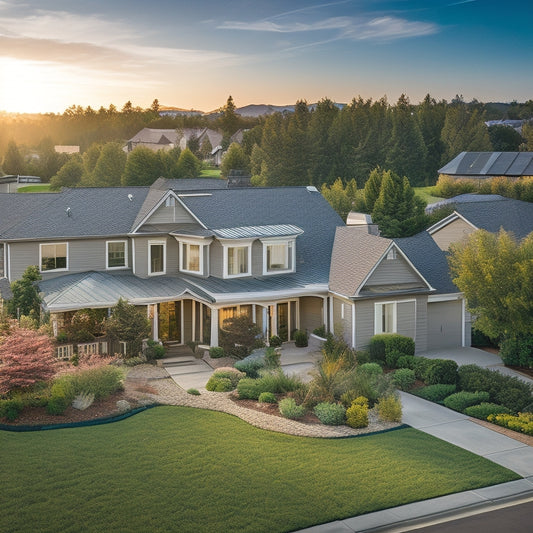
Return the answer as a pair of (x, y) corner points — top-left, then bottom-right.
(230, 397), (322, 424)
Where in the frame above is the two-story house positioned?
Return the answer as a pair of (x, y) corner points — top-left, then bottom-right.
(0, 178), (343, 347)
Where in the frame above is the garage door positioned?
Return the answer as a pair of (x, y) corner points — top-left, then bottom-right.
(427, 301), (462, 350)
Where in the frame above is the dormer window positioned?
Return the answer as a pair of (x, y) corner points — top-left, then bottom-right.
(179, 239), (208, 275)
(149, 241), (166, 276)
(261, 238), (296, 275)
(221, 240), (253, 278)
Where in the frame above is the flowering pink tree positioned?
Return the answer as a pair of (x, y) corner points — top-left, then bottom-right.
(0, 327), (57, 395)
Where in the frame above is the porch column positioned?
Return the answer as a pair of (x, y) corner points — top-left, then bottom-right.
(210, 307), (219, 347)
(152, 304), (158, 341)
(271, 304), (277, 337)
(328, 296), (334, 334)
(192, 300), (196, 341)
(322, 296), (328, 332)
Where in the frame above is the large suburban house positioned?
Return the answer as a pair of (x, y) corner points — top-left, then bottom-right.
(0, 179), (342, 349)
(0, 180), (531, 356)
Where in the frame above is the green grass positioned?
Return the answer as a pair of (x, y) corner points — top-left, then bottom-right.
(17, 184), (52, 193)
(200, 168), (222, 178)
(414, 186), (444, 205)
(0, 406), (518, 533)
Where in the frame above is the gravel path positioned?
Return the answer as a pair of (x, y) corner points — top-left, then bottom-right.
(126, 364), (401, 438)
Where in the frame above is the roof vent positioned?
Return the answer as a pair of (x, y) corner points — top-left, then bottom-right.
(306, 186), (318, 193)
(65, 207), (72, 217)
(128, 194), (133, 201)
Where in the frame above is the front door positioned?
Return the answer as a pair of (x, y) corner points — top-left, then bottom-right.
(158, 301), (181, 342)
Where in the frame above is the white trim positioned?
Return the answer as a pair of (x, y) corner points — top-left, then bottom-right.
(132, 190), (207, 233)
(261, 237), (296, 276)
(461, 297), (466, 347)
(427, 211), (478, 235)
(428, 293), (463, 303)
(179, 239), (205, 275)
(6, 243), (10, 281)
(106, 240), (128, 270)
(39, 242), (69, 273)
(328, 295), (334, 334)
(131, 239), (136, 275)
(148, 240), (166, 276)
(351, 302), (356, 348)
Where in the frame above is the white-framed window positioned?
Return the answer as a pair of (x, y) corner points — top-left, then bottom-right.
(221, 240), (252, 278)
(40, 243), (68, 272)
(149, 240), (166, 275)
(374, 302), (397, 334)
(180, 241), (204, 275)
(106, 240), (128, 269)
(261, 238), (296, 275)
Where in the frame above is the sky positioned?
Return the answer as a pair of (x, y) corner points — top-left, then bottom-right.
(0, 0), (532, 114)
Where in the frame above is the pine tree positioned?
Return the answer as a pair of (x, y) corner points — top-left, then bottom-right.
(3, 140), (24, 175)
(7, 266), (42, 320)
(220, 143), (250, 178)
(174, 148), (202, 178)
(417, 94), (446, 183)
(88, 142), (126, 186)
(321, 178), (352, 221)
(363, 167), (384, 212)
(221, 95), (238, 135)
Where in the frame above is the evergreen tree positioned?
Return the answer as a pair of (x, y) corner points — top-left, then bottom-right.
(220, 142), (250, 178)
(363, 167), (384, 212)
(159, 146), (182, 178)
(122, 146), (163, 186)
(321, 178), (353, 221)
(7, 266), (42, 321)
(257, 113), (286, 186)
(50, 156), (84, 190)
(199, 137), (213, 160)
(3, 140), (24, 175)
(82, 143), (102, 176)
(175, 148), (202, 178)
(221, 95), (238, 135)
(417, 94), (446, 183)
(386, 94), (427, 186)
(282, 100), (311, 185)
(88, 142), (126, 186)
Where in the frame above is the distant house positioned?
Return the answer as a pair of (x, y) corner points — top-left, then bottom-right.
(0, 175), (41, 193)
(439, 152), (533, 181)
(54, 146), (80, 154)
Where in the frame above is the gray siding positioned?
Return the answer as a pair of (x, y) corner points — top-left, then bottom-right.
(252, 240), (263, 276)
(132, 236), (178, 278)
(397, 300), (416, 339)
(364, 255), (423, 287)
(300, 296), (323, 334)
(7, 241), (39, 281)
(355, 299), (374, 349)
(431, 218), (475, 251)
(143, 202), (196, 225)
(210, 240), (223, 278)
(332, 297), (352, 346)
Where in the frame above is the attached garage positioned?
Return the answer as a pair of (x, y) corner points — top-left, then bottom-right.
(427, 299), (463, 350)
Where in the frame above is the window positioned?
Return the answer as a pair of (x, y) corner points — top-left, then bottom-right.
(386, 248), (397, 260)
(374, 302), (397, 334)
(225, 244), (251, 278)
(181, 243), (201, 273)
(149, 241), (166, 275)
(40, 243), (68, 272)
(106, 241), (127, 269)
(262, 239), (295, 275)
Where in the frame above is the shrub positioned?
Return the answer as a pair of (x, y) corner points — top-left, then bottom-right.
(236, 378), (271, 400)
(0, 398), (24, 421)
(219, 315), (262, 359)
(392, 368), (416, 391)
(187, 388), (200, 395)
(234, 358), (265, 378)
(58, 366), (124, 401)
(269, 335), (282, 348)
(376, 395), (402, 422)
(396, 355), (416, 370)
(385, 350), (404, 369)
(488, 412), (533, 436)
(313, 402), (346, 425)
(348, 367), (395, 407)
(264, 347), (280, 369)
(209, 346), (225, 359)
(412, 357), (433, 381)
(257, 369), (303, 395)
(278, 397), (306, 419)
(346, 399), (369, 428)
(358, 363), (383, 376)
(369, 334), (415, 364)
(144, 340), (165, 360)
(205, 376), (234, 392)
(471, 328), (495, 348)
(412, 384), (457, 402)
(313, 325), (326, 338)
(500, 334), (533, 368)
(123, 356), (146, 367)
(444, 391), (490, 413)
(258, 392), (277, 404)
(294, 330), (308, 347)
(424, 359), (458, 385)
(464, 403), (512, 420)
(356, 350), (371, 365)
(211, 367), (246, 387)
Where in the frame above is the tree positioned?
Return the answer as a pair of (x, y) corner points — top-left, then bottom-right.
(363, 167), (384, 212)
(7, 266), (41, 320)
(87, 142), (126, 186)
(220, 142), (250, 178)
(221, 95), (238, 135)
(417, 94), (446, 183)
(488, 125), (524, 151)
(0, 326), (57, 395)
(448, 230), (533, 341)
(50, 156), (84, 190)
(187, 133), (200, 157)
(219, 315), (261, 359)
(105, 298), (151, 357)
(321, 178), (354, 221)
(199, 137), (213, 160)
(122, 146), (163, 186)
(174, 148), (202, 178)
(3, 140), (24, 175)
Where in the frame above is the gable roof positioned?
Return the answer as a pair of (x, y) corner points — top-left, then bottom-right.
(427, 195), (533, 241)
(439, 152), (533, 177)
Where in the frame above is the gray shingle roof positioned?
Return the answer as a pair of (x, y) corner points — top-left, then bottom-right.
(329, 228), (392, 297)
(0, 188), (150, 240)
(394, 231), (458, 295)
(439, 152), (533, 177)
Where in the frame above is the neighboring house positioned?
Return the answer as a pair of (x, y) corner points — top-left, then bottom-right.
(439, 152), (533, 181)
(0, 175), (41, 193)
(0, 180), (343, 347)
(54, 146), (80, 154)
(427, 195), (533, 251)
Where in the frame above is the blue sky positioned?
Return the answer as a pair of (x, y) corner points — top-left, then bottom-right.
(0, 0), (531, 113)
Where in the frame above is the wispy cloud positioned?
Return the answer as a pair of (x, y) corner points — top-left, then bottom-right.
(447, 0), (476, 6)
(219, 16), (352, 33)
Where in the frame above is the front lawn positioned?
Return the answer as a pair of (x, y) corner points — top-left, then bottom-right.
(1, 406), (518, 533)
(17, 184), (52, 193)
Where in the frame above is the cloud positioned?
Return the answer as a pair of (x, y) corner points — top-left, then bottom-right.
(219, 16), (352, 33)
(346, 16), (437, 41)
